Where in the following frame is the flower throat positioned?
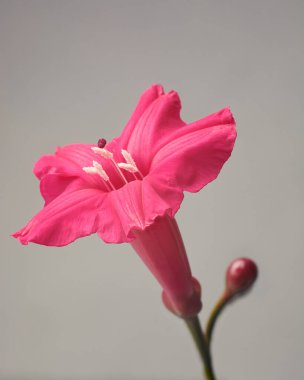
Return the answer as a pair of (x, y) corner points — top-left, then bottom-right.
(82, 139), (144, 192)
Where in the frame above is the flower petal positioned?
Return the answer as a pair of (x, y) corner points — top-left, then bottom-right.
(40, 173), (88, 205)
(55, 144), (97, 168)
(114, 90), (185, 174)
(118, 84), (165, 146)
(12, 188), (106, 246)
(34, 144), (100, 179)
(34, 144), (108, 189)
(97, 177), (183, 244)
(34, 154), (80, 179)
(149, 108), (237, 192)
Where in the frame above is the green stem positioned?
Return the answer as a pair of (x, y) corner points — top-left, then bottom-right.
(206, 292), (231, 347)
(185, 316), (216, 380)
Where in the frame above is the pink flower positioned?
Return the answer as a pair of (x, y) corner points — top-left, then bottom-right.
(13, 84), (236, 317)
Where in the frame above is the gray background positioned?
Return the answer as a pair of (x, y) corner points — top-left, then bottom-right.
(1, 1), (303, 379)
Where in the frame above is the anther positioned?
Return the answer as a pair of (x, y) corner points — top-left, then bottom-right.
(92, 161), (109, 181)
(83, 167), (99, 175)
(83, 164), (114, 191)
(121, 149), (138, 169)
(97, 138), (107, 148)
(118, 163), (138, 173)
(91, 147), (128, 185)
(91, 147), (113, 159)
(120, 149), (144, 179)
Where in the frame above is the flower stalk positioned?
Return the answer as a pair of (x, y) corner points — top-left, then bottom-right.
(206, 256), (258, 360)
(207, 258), (258, 346)
(206, 292), (230, 347)
(185, 316), (216, 380)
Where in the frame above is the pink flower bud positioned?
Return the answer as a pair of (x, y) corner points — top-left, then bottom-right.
(225, 258), (258, 296)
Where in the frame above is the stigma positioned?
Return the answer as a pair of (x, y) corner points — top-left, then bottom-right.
(97, 138), (107, 148)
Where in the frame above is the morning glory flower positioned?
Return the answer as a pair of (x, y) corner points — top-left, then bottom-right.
(13, 84), (236, 317)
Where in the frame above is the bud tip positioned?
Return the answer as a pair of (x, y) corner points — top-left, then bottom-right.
(225, 257), (258, 296)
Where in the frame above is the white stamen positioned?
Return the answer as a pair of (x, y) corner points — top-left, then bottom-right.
(92, 146), (128, 185)
(88, 146), (144, 187)
(118, 163), (138, 173)
(83, 164), (114, 191)
(83, 167), (99, 175)
(120, 149), (144, 179)
(92, 161), (109, 181)
(92, 160), (102, 168)
(111, 160), (128, 184)
(121, 149), (137, 168)
(91, 147), (113, 159)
